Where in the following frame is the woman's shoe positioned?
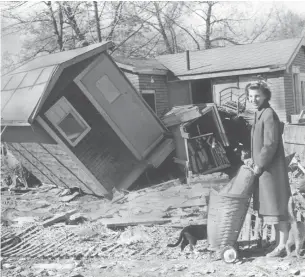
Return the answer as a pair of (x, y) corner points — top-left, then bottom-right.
(266, 246), (285, 258)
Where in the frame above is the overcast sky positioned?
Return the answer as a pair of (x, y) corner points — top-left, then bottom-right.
(1, 1), (305, 57)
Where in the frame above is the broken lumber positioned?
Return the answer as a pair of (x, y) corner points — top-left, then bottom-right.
(42, 209), (77, 227)
(298, 162), (305, 174)
(166, 197), (207, 210)
(136, 178), (180, 193)
(60, 192), (79, 202)
(102, 218), (171, 228)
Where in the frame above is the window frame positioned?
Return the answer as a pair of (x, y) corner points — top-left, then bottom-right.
(141, 89), (157, 113)
(45, 96), (91, 147)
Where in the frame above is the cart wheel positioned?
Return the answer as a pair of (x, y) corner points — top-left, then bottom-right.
(221, 246), (238, 264)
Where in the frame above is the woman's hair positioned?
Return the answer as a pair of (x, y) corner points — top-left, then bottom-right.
(245, 81), (271, 101)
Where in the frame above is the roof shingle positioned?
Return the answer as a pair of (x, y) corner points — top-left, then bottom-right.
(156, 38), (303, 77)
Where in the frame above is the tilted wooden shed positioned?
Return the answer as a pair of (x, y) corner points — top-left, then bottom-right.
(1, 42), (174, 198)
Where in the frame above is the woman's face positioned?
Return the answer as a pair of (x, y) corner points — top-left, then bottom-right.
(248, 88), (267, 110)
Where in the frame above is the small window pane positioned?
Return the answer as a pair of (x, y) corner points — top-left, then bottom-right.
(19, 69), (42, 88)
(58, 112), (86, 143)
(96, 75), (120, 103)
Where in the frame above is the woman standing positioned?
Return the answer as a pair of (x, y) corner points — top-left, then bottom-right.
(246, 81), (291, 257)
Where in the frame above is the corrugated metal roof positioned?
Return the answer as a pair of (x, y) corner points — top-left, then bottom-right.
(156, 38), (302, 77)
(1, 42), (113, 125)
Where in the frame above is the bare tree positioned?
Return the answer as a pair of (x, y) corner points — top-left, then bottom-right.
(46, 1), (64, 51)
(186, 1), (248, 49)
(271, 8), (305, 40)
(62, 1), (85, 42)
(93, 1), (102, 42)
(2, 1), (304, 68)
(129, 2), (188, 54)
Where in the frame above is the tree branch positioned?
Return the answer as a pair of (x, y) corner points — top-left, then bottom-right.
(144, 37), (161, 58)
(210, 37), (241, 45)
(110, 23), (145, 54)
(128, 34), (160, 56)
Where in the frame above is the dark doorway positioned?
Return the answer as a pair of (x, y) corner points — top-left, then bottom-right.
(191, 79), (213, 104)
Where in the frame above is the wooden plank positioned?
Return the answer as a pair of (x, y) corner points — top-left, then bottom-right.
(116, 161), (148, 191)
(173, 157), (187, 166)
(169, 198), (207, 209)
(36, 116), (108, 197)
(184, 138), (191, 184)
(147, 138), (175, 168)
(42, 209), (77, 227)
(8, 143), (58, 186)
(103, 218), (171, 228)
(243, 213), (252, 248)
(38, 143), (90, 190)
(270, 225), (276, 241)
(17, 143), (70, 189)
(284, 124), (305, 144)
(190, 155), (198, 173)
(253, 214), (261, 242)
(201, 164), (230, 175)
(189, 133), (214, 140)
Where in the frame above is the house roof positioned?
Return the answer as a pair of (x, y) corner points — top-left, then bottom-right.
(1, 41), (114, 126)
(156, 37), (305, 80)
(113, 56), (168, 75)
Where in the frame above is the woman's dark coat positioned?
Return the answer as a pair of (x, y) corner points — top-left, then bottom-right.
(251, 102), (291, 217)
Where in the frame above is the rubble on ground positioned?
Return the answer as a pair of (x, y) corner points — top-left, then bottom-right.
(2, 167), (305, 276)
(1, 130), (305, 277)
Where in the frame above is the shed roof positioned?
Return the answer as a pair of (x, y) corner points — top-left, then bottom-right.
(114, 56), (167, 75)
(1, 42), (114, 126)
(156, 37), (305, 80)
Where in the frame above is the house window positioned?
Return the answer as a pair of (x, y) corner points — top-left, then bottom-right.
(191, 79), (213, 104)
(141, 90), (156, 112)
(45, 96), (91, 147)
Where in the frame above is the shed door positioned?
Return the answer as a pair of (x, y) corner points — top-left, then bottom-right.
(75, 53), (164, 160)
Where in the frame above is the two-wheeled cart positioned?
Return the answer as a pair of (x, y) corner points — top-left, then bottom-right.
(206, 165), (255, 263)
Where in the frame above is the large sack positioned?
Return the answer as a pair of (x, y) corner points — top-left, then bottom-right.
(220, 165), (256, 196)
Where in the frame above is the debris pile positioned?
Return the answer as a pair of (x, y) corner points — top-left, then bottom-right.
(162, 104), (233, 180)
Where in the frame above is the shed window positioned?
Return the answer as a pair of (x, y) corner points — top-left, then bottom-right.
(45, 96), (91, 147)
(141, 90), (156, 112)
(96, 74), (120, 103)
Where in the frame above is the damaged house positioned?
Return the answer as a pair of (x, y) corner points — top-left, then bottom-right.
(112, 37), (305, 175)
(154, 37), (305, 123)
(1, 42), (174, 198)
(2, 37), (305, 195)
(115, 37), (304, 124)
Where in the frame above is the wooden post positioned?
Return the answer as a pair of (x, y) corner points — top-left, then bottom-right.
(184, 138), (191, 184)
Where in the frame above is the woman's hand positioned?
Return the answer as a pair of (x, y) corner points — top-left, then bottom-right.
(253, 165), (263, 176)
